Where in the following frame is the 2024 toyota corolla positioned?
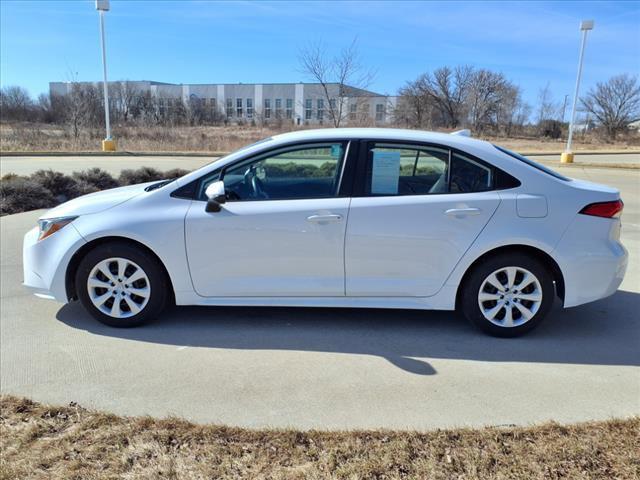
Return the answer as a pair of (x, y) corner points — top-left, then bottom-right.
(23, 129), (628, 336)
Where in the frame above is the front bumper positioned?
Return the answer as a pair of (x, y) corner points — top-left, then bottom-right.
(23, 223), (87, 303)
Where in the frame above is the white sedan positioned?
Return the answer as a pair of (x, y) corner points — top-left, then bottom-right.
(23, 129), (628, 336)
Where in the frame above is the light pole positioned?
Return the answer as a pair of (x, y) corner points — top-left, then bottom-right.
(562, 19), (594, 163)
(96, 0), (115, 151)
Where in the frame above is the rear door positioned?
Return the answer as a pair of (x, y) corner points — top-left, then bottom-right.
(345, 141), (501, 297)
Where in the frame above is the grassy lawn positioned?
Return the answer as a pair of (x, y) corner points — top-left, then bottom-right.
(1, 395), (638, 479)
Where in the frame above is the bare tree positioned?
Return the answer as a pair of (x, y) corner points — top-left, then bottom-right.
(466, 69), (516, 133)
(298, 38), (375, 127)
(421, 66), (473, 128)
(0, 86), (35, 121)
(581, 74), (640, 140)
(536, 83), (559, 124)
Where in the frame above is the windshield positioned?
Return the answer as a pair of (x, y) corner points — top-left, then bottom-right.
(493, 145), (570, 181)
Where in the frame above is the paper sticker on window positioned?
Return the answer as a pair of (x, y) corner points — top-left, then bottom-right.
(331, 144), (342, 159)
(371, 150), (401, 194)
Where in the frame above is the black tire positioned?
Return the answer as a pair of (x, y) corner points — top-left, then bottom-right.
(75, 242), (169, 327)
(459, 252), (555, 337)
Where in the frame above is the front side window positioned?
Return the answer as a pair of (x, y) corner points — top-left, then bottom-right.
(365, 144), (449, 196)
(216, 143), (346, 201)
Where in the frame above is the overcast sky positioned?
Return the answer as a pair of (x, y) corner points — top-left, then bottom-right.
(1, 0), (638, 107)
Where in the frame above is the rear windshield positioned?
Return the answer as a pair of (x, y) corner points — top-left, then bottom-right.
(493, 145), (570, 181)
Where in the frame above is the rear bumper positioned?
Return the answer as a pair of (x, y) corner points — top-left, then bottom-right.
(23, 224), (86, 303)
(554, 216), (628, 308)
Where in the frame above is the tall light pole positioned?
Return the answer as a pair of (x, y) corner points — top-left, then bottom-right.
(96, 0), (115, 151)
(562, 20), (594, 163)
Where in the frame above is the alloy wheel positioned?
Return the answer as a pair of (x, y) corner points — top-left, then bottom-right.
(87, 257), (151, 319)
(477, 266), (543, 328)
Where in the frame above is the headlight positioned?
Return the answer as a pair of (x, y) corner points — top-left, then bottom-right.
(37, 216), (78, 241)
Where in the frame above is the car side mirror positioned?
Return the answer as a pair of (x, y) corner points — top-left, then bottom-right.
(205, 180), (226, 213)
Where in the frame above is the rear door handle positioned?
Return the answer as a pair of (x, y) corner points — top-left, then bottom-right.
(445, 207), (481, 217)
(306, 214), (343, 223)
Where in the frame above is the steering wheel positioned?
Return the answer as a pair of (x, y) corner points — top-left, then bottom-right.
(244, 165), (269, 199)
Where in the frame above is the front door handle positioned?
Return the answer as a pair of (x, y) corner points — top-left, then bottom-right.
(445, 207), (481, 217)
(306, 214), (343, 223)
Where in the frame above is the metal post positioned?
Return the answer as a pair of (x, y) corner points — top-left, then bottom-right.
(99, 10), (111, 140)
(562, 20), (593, 163)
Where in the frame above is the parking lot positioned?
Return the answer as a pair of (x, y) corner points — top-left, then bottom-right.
(1, 163), (638, 430)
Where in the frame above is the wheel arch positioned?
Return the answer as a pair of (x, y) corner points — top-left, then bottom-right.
(455, 244), (565, 308)
(65, 236), (176, 303)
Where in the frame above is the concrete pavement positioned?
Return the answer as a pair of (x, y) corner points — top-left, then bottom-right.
(1, 152), (638, 177)
(0, 167), (638, 430)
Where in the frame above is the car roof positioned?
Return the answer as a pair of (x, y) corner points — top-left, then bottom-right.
(269, 128), (494, 152)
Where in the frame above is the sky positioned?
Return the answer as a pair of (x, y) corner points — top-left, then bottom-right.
(1, 0), (639, 108)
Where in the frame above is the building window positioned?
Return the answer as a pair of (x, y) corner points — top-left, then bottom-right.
(349, 103), (357, 121)
(376, 104), (385, 121)
(329, 98), (336, 112)
(264, 99), (271, 119)
(317, 99), (324, 121)
(275, 98), (282, 118)
(286, 99), (293, 119)
(305, 99), (312, 120)
(226, 98), (233, 117)
(236, 98), (243, 117)
(247, 98), (253, 118)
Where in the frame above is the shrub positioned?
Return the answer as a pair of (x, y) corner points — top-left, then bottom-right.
(72, 168), (118, 190)
(30, 169), (81, 202)
(118, 167), (164, 186)
(163, 168), (190, 179)
(539, 120), (563, 139)
(0, 177), (56, 216)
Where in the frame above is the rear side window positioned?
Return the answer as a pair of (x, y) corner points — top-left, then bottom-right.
(450, 152), (492, 193)
(363, 143), (506, 196)
(494, 145), (570, 181)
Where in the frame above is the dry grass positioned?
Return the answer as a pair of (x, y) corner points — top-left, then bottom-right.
(2, 122), (639, 154)
(1, 395), (638, 480)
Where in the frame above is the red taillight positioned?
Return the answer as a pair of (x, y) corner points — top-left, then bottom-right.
(579, 200), (624, 219)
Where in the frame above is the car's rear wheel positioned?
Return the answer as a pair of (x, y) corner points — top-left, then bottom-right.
(460, 253), (555, 337)
(76, 242), (168, 327)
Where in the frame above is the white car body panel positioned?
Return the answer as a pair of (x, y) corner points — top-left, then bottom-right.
(22, 128), (628, 315)
(185, 198), (350, 297)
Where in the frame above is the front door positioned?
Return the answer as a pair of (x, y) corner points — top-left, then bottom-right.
(185, 142), (350, 297)
(345, 142), (501, 297)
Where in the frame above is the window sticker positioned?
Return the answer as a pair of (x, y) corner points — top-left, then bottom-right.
(371, 150), (401, 194)
(331, 144), (342, 159)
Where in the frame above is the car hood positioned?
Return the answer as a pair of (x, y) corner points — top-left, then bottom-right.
(40, 182), (154, 219)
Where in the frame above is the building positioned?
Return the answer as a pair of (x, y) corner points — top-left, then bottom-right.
(49, 80), (397, 126)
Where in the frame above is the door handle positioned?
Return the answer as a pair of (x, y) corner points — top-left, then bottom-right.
(445, 207), (481, 217)
(306, 214), (343, 223)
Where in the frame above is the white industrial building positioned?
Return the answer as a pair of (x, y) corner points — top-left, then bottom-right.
(49, 80), (398, 126)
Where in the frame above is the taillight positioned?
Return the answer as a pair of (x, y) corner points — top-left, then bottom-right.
(579, 200), (624, 219)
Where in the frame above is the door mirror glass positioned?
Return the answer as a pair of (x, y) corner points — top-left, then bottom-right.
(205, 180), (226, 212)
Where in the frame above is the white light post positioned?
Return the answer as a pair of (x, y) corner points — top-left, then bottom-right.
(562, 19), (594, 163)
(96, 0), (115, 151)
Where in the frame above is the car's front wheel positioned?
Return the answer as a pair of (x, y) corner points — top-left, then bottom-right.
(460, 252), (555, 337)
(75, 242), (168, 327)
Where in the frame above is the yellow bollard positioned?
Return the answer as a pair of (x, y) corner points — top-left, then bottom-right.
(102, 139), (117, 152)
(560, 152), (574, 164)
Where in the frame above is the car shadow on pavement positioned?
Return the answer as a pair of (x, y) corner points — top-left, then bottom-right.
(56, 289), (640, 376)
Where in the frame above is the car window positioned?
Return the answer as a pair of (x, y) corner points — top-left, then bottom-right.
(493, 145), (570, 181)
(450, 152), (493, 193)
(207, 143), (346, 201)
(365, 143), (449, 196)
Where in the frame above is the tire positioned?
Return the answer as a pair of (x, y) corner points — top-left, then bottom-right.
(459, 252), (555, 337)
(75, 242), (169, 327)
